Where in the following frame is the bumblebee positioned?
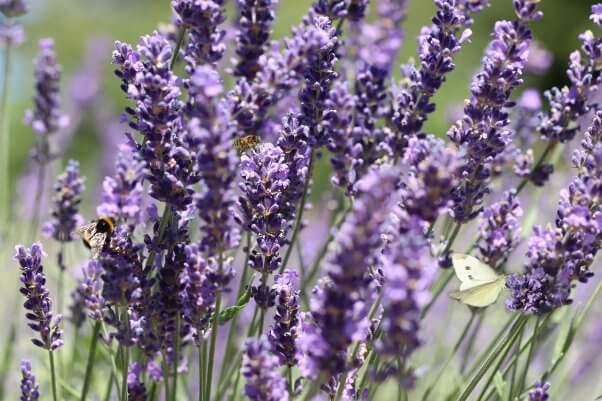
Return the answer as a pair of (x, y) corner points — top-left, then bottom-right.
(234, 135), (261, 155)
(76, 216), (115, 259)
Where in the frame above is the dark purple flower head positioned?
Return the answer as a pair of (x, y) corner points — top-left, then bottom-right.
(172, 0), (227, 68)
(20, 360), (39, 401)
(242, 337), (290, 401)
(448, 1), (539, 222)
(233, 0), (278, 80)
(269, 271), (300, 367)
(97, 142), (145, 224)
(15, 243), (63, 351)
(528, 381), (550, 401)
(179, 243), (216, 343)
(377, 212), (435, 379)
(237, 143), (290, 276)
(300, 166), (400, 379)
(42, 160), (85, 242)
(127, 363), (148, 401)
(388, 0), (479, 156)
(401, 135), (461, 224)
(298, 12), (339, 147)
(24, 38), (69, 136)
(538, 5), (602, 143)
(478, 190), (523, 267)
(0, 0), (27, 17)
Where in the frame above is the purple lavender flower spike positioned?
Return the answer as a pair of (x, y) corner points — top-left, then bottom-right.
(19, 360), (39, 401)
(268, 271), (300, 367)
(527, 381), (550, 401)
(0, 19), (25, 46)
(401, 135), (461, 224)
(15, 243), (63, 350)
(507, 110), (602, 314)
(376, 211), (435, 381)
(242, 337), (290, 401)
(42, 160), (85, 242)
(538, 4), (602, 143)
(478, 190), (523, 267)
(0, 0), (27, 17)
(298, 13), (339, 147)
(300, 166), (400, 379)
(172, 0), (227, 68)
(127, 363), (148, 401)
(388, 0), (481, 157)
(448, 0), (540, 222)
(180, 243), (216, 343)
(233, 0), (278, 80)
(77, 260), (106, 321)
(24, 38), (69, 139)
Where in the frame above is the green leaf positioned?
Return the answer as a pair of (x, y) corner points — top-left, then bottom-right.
(215, 287), (252, 325)
(494, 371), (509, 400)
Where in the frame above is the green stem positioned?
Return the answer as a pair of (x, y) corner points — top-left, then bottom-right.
(121, 317), (130, 401)
(516, 317), (540, 397)
(170, 27), (187, 70)
(206, 253), (224, 401)
(0, 41), (12, 234)
(199, 345), (205, 401)
(516, 141), (557, 194)
(423, 311), (477, 401)
(456, 315), (527, 401)
(162, 350), (171, 401)
(102, 372), (114, 401)
(0, 321), (16, 400)
(287, 366), (293, 396)
(49, 351), (59, 401)
(144, 205), (173, 274)
(460, 312), (485, 373)
(100, 322), (123, 397)
(465, 314), (514, 379)
(172, 315), (181, 401)
(80, 321), (101, 401)
(279, 151), (315, 274)
(421, 270), (454, 318)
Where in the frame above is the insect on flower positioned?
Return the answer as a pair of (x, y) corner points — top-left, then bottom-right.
(75, 216), (115, 259)
(234, 134), (261, 155)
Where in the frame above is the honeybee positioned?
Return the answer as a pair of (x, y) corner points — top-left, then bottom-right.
(234, 135), (261, 155)
(76, 216), (115, 259)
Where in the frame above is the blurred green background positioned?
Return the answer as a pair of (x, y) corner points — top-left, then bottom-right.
(1, 0), (601, 215)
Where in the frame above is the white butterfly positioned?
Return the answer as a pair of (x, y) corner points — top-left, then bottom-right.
(449, 253), (506, 308)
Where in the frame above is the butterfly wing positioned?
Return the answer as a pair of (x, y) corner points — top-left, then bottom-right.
(451, 253), (500, 291)
(449, 278), (505, 307)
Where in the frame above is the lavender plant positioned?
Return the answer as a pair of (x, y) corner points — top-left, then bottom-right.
(6, 1), (602, 401)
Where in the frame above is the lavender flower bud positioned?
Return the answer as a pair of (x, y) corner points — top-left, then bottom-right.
(477, 190), (523, 267)
(300, 166), (400, 379)
(268, 271), (300, 367)
(15, 243), (63, 350)
(527, 381), (550, 401)
(242, 337), (290, 401)
(42, 160), (85, 242)
(24, 38), (69, 137)
(233, 0), (278, 80)
(127, 363), (148, 401)
(19, 360), (39, 401)
(78, 260), (106, 321)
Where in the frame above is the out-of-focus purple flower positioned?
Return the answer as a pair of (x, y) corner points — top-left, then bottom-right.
(237, 143), (290, 276)
(242, 337), (290, 401)
(276, 114), (311, 223)
(299, 166), (400, 379)
(448, 1), (540, 222)
(19, 360), (39, 401)
(97, 143), (145, 224)
(478, 190), (523, 267)
(233, 0), (278, 80)
(77, 260), (106, 321)
(388, 0), (481, 157)
(401, 135), (461, 224)
(24, 39), (69, 138)
(127, 363), (147, 401)
(179, 243), (216, 343)
(68, 287), (86, 329)
(172, 0), (227, 68)
(0, 20), (24, 46)
(525, 41), (553, 75)
(15, 243), (63, 351)
(42, 160), (85, 242)
(377, 211), (435, 382)
(0, 0), (27, 17)
(268, 271), (300, 367)
(514, 149), (534, 178)
(298, 13), (339, 147)
(507, 110), (602, 314)
(113, 34), (201, 210)
(527, 381), (550, 401)
(538, 5), (602, 143)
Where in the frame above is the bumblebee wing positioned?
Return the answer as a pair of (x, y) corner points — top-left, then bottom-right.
(88, 232), (108, 259)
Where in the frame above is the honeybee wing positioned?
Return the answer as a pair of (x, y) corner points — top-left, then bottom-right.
(75, 222), (107, 260)
(75, 222), (97, 243)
